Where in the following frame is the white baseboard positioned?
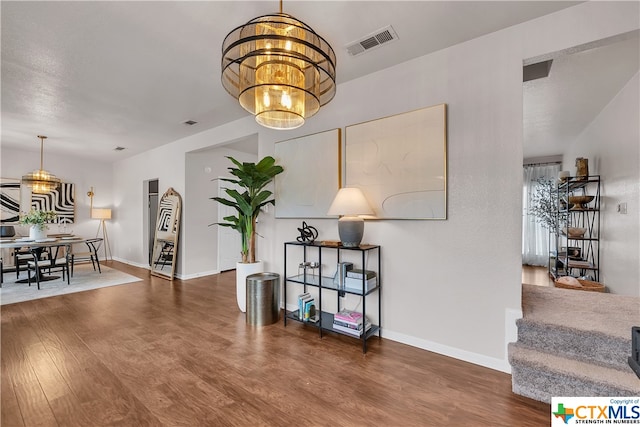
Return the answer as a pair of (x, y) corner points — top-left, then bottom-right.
(177, 270), (219, 280)
(110, 257), (219, 281)
(283, 302), (512, 373)
(111, 257), (149, 269)
(382, 329), (512, 373)
(285, 302), (297, 312)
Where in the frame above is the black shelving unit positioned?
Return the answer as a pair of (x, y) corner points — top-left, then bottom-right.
(549, 175), (601, 281)
(283, 241), (381, 353)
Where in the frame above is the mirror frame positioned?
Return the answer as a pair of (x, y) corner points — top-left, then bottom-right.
(150, 187), (181, 280)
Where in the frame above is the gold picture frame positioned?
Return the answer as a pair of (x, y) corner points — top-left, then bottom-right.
(345, 104), (447, 219)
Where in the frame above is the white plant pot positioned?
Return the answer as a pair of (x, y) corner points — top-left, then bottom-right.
(236, 261), (264, 313)
(29, 225), (47, 240)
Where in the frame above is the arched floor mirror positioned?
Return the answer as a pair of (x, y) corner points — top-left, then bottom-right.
(151, 187), (181, 280)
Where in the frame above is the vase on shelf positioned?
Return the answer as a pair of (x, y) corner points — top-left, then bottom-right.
(575, 157), (589, 180)
(29, 225), (47, 240)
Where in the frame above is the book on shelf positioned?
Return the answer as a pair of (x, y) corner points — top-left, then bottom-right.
(333, 321), (372, 337)
(303, 298), (316, 322)
(298, 293), (312, 320)
(568, 259), (593, 268)
(332, 318), (363, 329)
(346, 269), (376, 280)
(334, 309), (364, 325)
(344, 276), (377, 293)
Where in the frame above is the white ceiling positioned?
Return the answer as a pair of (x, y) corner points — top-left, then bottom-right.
(1, 0), (598, 162)
(523, 31), (639, 159)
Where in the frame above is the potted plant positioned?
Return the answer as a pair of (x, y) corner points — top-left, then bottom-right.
(528, 177), (566, 233)
(19, 209), (57, 240)
(212, 156), (283, 312)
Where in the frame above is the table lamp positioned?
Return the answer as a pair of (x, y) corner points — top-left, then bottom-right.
(327, 187), (373, 247)
(92, 208), (112, 260)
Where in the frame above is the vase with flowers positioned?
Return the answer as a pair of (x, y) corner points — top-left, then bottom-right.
(19, 209), (57, 240)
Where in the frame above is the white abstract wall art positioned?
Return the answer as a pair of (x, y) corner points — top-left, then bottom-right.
(345, 104), (447, 219)
(275, 128), (341, 218)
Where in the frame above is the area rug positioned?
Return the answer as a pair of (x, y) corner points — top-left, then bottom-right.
(1, 264), (143, 305)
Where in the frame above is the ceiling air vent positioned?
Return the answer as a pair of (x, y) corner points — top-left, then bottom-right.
(345, 25), (399, 57)
(523, 59), (553, 82)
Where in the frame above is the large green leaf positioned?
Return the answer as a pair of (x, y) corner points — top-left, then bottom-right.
(211, 155), (284, 263)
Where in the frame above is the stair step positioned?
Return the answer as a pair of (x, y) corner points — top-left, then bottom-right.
(521, 284), (637, 343)
(509, 342), (640, 403)
(516, 318), (630, 371)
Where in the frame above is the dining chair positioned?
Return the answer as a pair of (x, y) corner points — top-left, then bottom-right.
(27, 245), (70, 290)
(71, 238), (103, 277)
(0, 225), (32, 280)
(14, 247), (34, 279)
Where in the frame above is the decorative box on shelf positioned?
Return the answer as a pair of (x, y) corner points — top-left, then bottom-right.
(343, 276), (377, 293)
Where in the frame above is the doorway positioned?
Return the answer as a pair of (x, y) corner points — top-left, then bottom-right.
(521, 32), (639, 287)
(184, 134), (258, 275)
(145, 179), (159, 266)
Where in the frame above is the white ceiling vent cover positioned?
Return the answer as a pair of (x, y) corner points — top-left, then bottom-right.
(345, 25), (399, 57)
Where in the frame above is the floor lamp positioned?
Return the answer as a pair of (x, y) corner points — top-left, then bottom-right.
(92, 208), (112, 261)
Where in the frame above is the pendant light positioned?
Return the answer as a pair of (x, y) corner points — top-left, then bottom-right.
(21, 135), (61, 194)
(221, 0), (336, 130)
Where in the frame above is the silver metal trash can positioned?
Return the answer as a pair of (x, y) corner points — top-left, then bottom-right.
(246, 272), (280, 326)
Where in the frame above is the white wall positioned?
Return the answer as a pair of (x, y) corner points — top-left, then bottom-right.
(112, 116), (268, 272)
(0, 147), (113, 255)
(106, 1), (639, 372)
(184, 145), (257, 278)
(563, 72), (640, 296)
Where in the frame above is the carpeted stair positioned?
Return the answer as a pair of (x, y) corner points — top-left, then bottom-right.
(508, 284), (640, 403)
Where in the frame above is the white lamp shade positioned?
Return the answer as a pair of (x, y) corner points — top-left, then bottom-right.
(327, 187), (373, 216)
(91, 208), (112, 220)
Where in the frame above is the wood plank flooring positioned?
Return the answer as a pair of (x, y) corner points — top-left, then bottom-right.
(2, 261), (549, 426)
(522, 265), (555, 287)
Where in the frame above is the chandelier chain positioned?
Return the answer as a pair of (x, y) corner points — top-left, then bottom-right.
(39, 136), (45, 170)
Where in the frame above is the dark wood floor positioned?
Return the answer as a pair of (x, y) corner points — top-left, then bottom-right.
(2, 261), (549, 426)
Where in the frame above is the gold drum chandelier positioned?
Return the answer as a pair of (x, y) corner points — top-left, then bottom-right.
(221, 1), (336, 130)
(21, 135), (61, 194)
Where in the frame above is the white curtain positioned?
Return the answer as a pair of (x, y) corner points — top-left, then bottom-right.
(522, 163), (561, 266)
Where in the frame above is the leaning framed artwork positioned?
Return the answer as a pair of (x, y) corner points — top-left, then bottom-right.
(274, 128), (341, 218)
(345, 104), (447, 219)
(30, 182), (76, 223)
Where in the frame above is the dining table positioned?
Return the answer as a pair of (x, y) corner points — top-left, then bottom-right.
(0, 235), (86, 284)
